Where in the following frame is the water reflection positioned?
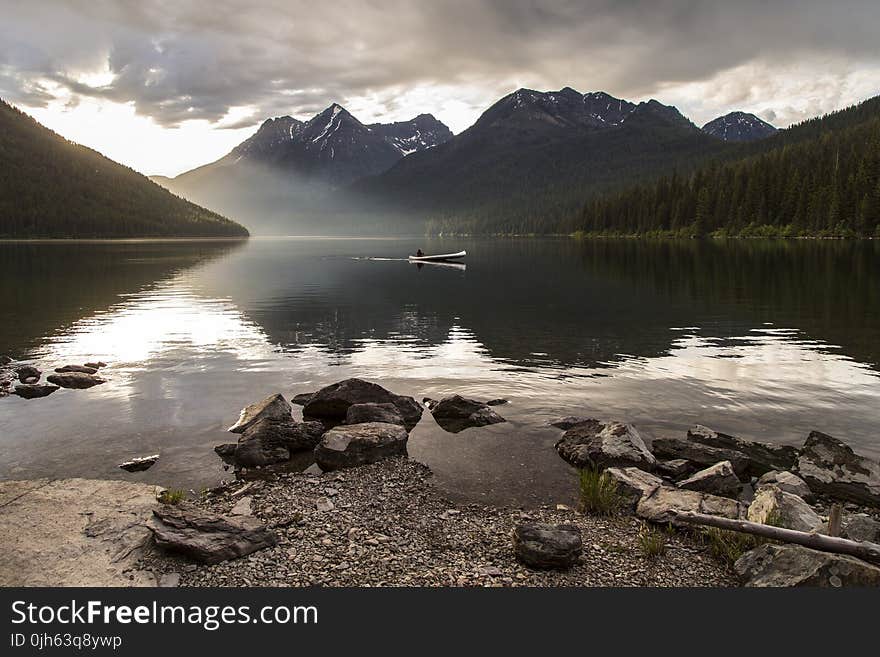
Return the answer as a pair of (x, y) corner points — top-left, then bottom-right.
(0, 237), (878, 505)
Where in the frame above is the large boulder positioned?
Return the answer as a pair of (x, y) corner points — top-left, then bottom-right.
(678, 461), (741, 497)
(46, 372), (105, 389)
(292, 392), (315, 406)
(756, 470), (813, 501)
(556, 419), (656, 471)
(735, 544), (880, 587)
(13, 383), (59, 399)
(636, 486), (745, 526)
(651, 437), (750, 477)
(429, 395), (506, 433)
(314, 422), (409, 471)
(231, 418), (325, 468)
(605, 467), (664, 512)
(227, 393), (292, 434)
(345, 402), (405, 427)
(687, 425), (798, 476)
(512, 523), (582, 569)
(795, 431), (880, 507)
(303, 379), (422, 429)
(151, 505), (277, 564)
(747, 485), (823, 533)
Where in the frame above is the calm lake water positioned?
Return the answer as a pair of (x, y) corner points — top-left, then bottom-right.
(1, 237), (879, 506)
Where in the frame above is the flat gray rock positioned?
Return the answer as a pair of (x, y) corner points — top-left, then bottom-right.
(55, 364), (98, 374)
(0, 478), (160, 586)
(636, 485), (745, 526)
(119, 454), (160, 472)
(151, 504), (277, 564)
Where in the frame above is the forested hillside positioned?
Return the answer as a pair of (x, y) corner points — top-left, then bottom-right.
(569, 95), (880, 238)
(0, 100), (249, 238)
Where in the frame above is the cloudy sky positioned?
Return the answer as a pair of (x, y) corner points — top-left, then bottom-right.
(2, 0), (879, 176)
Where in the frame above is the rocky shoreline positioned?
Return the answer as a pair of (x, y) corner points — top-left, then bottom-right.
(139, 457), (736, 587)
(2, 375), (879, 587)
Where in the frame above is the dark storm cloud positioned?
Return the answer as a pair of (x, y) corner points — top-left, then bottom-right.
(1, 0), (879, 127)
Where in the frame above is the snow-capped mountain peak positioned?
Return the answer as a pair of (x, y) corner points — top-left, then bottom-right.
(701, 111), (778, 142)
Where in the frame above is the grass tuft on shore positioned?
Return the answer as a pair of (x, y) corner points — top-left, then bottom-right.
(158, 489), (186, 505)
(578, 467), (621, 516)
(638, 522), (668, 558)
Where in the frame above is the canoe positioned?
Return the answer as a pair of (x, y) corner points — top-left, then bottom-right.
(407, 250), (466, 262)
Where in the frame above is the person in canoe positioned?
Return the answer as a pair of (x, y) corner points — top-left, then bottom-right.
(416, 249), (424, 257)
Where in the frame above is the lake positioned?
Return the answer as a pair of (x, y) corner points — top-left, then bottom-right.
(1, 237), (879, 507)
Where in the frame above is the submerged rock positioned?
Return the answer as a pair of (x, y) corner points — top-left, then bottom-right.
(429, 395), (506, 433)
(555, 419), (656, 471)
(55, 364), (98, 375)
(756, 470), (813, 501)
(512, 523), (582, 569)
(651, 437), (750, 477)
(747, 485), (823, 533)
(486, 398), (509, 406)
(303, 379), (422, 429)
(119, 454), (160, 472)
(345, 402), (406, 427)
(46, 372), (105, 389)
(227, 393), (292, 434)
(678, 460), (741, 497)
(687, 425), (798, 476)
(735, 544), (880, 587)
(314, 422), (409, 471)
(550, 416), (592, 431)
(13, 383), (59, 400)
(151, 504), (277, 564)
(83, 361), (107, 369)
(14, 364), (41, 383)
(795, 431), (880, 508)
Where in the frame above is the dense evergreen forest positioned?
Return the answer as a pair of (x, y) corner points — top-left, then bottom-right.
(570, 95), (880, 238)
(0, 100), (249, 238)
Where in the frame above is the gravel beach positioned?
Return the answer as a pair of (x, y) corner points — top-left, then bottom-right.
(142, 457), (737, 587)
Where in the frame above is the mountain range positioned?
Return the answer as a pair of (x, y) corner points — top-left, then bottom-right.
(153, 87), (779, 235)
(0, 99), (248, 238)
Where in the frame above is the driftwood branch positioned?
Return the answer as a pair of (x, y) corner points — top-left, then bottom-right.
(673, 511), (880, 564)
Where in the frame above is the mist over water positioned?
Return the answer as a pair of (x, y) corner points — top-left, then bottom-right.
(1, 237), (878, 506)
